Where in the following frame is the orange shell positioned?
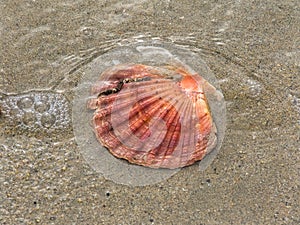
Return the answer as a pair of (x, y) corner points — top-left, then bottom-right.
(88, 63), (217, 169)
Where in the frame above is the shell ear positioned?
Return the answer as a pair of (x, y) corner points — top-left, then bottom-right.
(86, 98), (98, 110)
(202, 79), (224, 102)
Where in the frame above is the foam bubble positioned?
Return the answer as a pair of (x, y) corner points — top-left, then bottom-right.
(34, 100), (50, 113)
(17, 97), (34, 109)
(0, 91), (71, 134)
(245, 79), (263, 99)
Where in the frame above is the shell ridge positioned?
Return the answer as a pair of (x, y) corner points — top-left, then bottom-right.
(138, 91), (185, 167)
(192, 96), (214, 161)
(158, 93), (187, 168)
(111, 90), (168, 154)
(154, 91), (191, 168)
(108, 80), (181, 122)
(187, 100), (204, 165)
(108, 84), (180, 134)
(177, 95), (196, 167)
(128, 96), (165, 141)
(183, 98), (199, 166)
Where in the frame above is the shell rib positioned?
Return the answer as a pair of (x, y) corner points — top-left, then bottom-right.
(88, 63), (217, 169)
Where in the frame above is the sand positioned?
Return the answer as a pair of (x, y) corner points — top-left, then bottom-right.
(0, 0), (299, 224)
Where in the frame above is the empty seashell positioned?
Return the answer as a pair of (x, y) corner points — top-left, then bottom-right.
(88, 63), (219, 169)
(73, 44), (226, 185)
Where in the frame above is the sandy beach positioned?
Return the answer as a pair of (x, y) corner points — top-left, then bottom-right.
(0, 0), (299, 224)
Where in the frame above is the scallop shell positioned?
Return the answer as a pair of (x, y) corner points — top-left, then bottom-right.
(88, 63), (218, 169)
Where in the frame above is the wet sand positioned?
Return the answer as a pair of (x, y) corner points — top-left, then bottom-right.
(0, 0), (299, 224)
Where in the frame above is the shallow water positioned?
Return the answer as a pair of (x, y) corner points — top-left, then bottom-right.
(72, 43), (226, 185)
(0, 0), (299, 224)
